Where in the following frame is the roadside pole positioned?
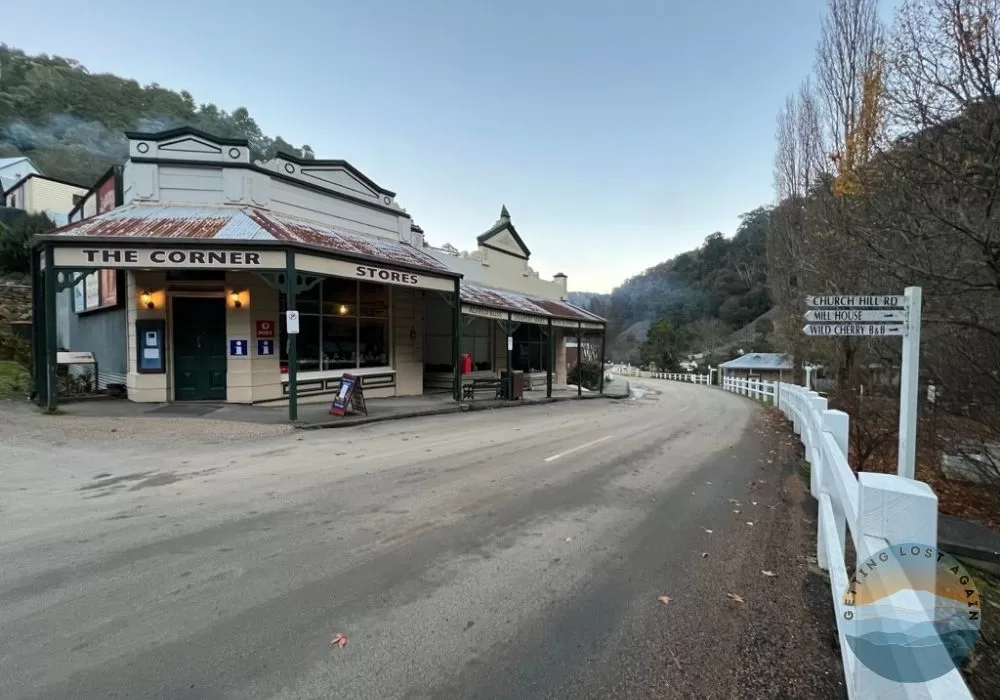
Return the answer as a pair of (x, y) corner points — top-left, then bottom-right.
(577, 321), (582, 398)
(598, 326), (606, 395)
(897, 287), (922, 479)
(284, 250), (298, 422)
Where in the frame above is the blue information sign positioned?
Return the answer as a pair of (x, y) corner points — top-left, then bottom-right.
(229, 339), (248, 357)
(257, 339), (274, 356)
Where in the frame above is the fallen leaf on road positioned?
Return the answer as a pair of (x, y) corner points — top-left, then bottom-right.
(767, 459), (774, 464)
(703, 528), (713, 534)
(746, 521), (754, 526)
(564, 537), (572, 543)
(705, 481), (712, 485)
(733, 509), (741, 514)
(330, 633), (348, 648)
(658, 595), (672, 605)
(701, 552), (710, 558)
(728, 498), (740, 504)
(727, 593), (745, 604)
(762, 570), (777, 577)
(751, 501), (758, 506)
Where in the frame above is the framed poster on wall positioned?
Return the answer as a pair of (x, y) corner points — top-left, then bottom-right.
(99, 269), (117, 307)
(74, 270), (123, 314)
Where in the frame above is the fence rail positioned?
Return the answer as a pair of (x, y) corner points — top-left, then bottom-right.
(618, 366), (973, 698)
(741, 379), (971, 699)
(610, 366), (712, 385)
(722, 375), (777, 403)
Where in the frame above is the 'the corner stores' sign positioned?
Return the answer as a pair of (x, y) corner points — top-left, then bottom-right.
(53, 247), (286, 269)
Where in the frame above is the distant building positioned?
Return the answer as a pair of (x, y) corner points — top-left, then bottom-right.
(720, 353), (793, 382)
(1, 172), (89, 226)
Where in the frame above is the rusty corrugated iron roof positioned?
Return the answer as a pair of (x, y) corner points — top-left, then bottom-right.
(46, 202), (454, 274)
(461, 280), (605, 323)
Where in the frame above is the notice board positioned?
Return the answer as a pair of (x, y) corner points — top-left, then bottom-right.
(329, 373), (368, 416)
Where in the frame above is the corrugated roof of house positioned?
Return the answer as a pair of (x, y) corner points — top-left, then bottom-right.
(39, 201), (457, 275)
(0, 157), (29, 169)
(720, 353), (793, 370)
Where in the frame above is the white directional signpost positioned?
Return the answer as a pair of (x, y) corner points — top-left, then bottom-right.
(803, 287), (923, 479)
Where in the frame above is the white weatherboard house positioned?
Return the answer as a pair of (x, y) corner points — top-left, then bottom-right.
(31, 127), (605, 417)
(720, 353), (793, 382)
(1, 159), (88, 226)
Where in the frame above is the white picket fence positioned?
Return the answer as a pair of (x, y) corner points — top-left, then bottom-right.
(611, 366), (712, 385)
(722, 375), (777, 403)
(717, 378), (973, 700)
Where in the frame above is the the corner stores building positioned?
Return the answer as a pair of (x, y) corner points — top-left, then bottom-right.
(32, 127), (604, 416)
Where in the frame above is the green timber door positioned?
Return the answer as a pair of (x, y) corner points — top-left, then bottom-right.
(172, 297), (227, 401)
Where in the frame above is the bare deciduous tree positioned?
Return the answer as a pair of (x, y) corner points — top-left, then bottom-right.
(816, 0), (884, 169)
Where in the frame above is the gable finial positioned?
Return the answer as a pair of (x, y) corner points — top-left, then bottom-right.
(500, 204), (510, 221)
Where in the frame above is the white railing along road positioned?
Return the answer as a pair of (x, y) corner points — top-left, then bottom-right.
(616, 370), (973, 699)
(610, 366), (712, 385)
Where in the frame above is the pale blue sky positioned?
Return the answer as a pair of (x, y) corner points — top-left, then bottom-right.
(7, 0), (838, 292)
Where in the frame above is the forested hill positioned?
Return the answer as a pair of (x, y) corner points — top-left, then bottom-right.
(0, 45), (315, 185)
(578, 206), (773, 361)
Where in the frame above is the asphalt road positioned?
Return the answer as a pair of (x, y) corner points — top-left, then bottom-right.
(0, 380), (845, 699)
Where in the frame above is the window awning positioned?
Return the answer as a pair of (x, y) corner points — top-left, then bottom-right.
(460, 280), (605, 330)
(38, 202), (460, 291)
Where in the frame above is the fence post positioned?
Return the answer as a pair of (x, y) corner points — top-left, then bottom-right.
(807, 393), (827, 498)
(817, 409), (849, 571)
(852, 472), (963, 699)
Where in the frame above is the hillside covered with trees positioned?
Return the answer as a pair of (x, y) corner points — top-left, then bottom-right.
(573, 205), (774, 366)
(0, 45), (315, 185)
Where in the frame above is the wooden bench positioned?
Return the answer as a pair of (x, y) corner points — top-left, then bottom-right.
(463, 377), (503, 400)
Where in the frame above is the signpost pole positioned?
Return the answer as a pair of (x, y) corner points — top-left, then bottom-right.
(897, 286), (922, 479)
(285, 250), (298, 422)
(506, 312), (512, 400)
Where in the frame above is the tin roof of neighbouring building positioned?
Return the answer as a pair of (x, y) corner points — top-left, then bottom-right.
(720, 353), (793, 370)
(461, 280), (605, 324)
(40, 202), (457, 275)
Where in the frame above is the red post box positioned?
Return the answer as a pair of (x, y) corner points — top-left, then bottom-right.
(461, 353), (473, 375)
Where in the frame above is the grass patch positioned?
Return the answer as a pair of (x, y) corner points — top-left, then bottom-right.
(800, 459), (811, 479)
(0, 360), (29, 398)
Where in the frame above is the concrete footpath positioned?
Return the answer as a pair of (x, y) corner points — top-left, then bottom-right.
(54, 384), (631, 429)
